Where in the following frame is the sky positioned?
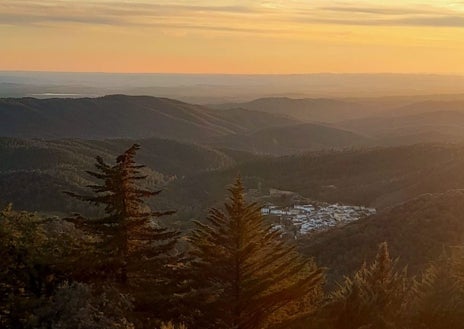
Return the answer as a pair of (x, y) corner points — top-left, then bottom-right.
(1, 0), (464, 74)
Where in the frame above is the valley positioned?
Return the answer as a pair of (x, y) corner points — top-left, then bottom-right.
(2, 92), (464, 319)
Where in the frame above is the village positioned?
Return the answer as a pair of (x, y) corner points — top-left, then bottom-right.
(261, 202), (376, 237)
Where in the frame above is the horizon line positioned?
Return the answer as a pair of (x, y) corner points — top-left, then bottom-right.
(1, 70), (464, 77)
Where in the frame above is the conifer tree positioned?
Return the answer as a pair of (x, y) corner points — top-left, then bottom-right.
(325, 242), (408, 329)
(405, 251), (464, 329)
(66, 144), (182, 326)
(188, 177), (324, 329)
(67, 144), (178, 282)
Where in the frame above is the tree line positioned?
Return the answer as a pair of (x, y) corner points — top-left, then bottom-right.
(1, 144), (464, 329)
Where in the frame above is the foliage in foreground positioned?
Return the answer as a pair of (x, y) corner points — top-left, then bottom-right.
(188, 177), (324, 329)
(2, 144), (464, 329)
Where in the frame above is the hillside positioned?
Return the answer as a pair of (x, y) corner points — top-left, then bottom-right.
(159, 144), (464, 220)
(212, 97), (369, 122)
(0, 137), (241, 213)
(0, 95), (297, 140)
(214, 97), (464, 122)
(300, 190), (464, 284)
(214, 97), (464, 148)
(390, 100), (464, 117)
(4, 95), (464, 154)
(209, 123), (373, 155)
(338, 110), (464, 146)
(3, 141), (464, 225)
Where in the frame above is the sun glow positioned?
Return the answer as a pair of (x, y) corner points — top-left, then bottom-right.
(1, 0), (464, 74)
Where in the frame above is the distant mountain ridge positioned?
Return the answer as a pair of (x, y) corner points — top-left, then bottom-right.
(213, 96), (464, 126)
(338, 110), (464, 145)
(0, 95), (298, 140)
(0, 95), (380, 155)
(210, 123), (373, 155)
(4, 95), (464, 154)
(211, 97), (369, 122)
(4, 72), (464, 101)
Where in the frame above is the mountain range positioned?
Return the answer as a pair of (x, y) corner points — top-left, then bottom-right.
(3, 94), (464, 156)
(0, 95), (297, 140)
(2, 92), (464, 283)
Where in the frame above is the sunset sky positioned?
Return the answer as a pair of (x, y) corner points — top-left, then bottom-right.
(1, 0), (464, 74)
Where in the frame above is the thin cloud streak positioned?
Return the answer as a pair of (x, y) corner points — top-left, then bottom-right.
(0, 13), (123, 26)
(0, 1), (266, 30)
(318, 6), (436, 16)
(1, 0), (463, 30)
(304, 15), (464, 28)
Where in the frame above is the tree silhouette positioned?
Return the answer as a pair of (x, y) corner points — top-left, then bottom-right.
(326, 242), (408, 329)
(188, 177), (324, 329)
(66, 144), (182, 326)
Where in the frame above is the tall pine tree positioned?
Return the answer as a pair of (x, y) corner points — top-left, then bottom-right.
(66, 144), (182, 326)
(325, 242), (408, 329)
(188, 177), (324, 329)
(405, 250), (464, 329)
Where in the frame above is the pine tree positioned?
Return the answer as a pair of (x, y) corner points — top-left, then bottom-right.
(66, 144), (177, 282)
(66, 144), (182, 326)
(325, 242), (408, 329)
(188, 177), (324, 329)
(405, 251), (464, 329)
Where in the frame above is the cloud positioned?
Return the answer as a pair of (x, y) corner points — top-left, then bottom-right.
(0, 1), (286, 35)
(304, 15), (464, 28)
(394, 15), (464, 27)
(0, 13), (123, 26)
(1, 0), (463, 31)
(150, 22), (284, 34)
(319, 6), (431, 16)
(291, 2), (464, 28)
(0, 1), (261, 21)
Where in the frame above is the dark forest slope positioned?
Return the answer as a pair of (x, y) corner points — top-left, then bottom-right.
(0, 95), (297, 140)
(210, 123), (372, 155)
(300, 190), (464, 284)
(161, 144), (464, 216)
(212, 97), (368, 122)
(0, 137), (241, 212)
(3, 141), (464, 224)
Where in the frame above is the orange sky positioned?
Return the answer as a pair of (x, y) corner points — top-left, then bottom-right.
(1, 0), (464, 74)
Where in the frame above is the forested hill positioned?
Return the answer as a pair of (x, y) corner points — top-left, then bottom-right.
(211, 97), (369, 122)
(161, 143), (464, 215)
(301, 190), (464, 284)
(8, 95), (464, 156)
(210, 122), (372, 155)
(0, 95), (298, 140)
(3, 141), (464, 218)
(0, 137), (245, 213)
